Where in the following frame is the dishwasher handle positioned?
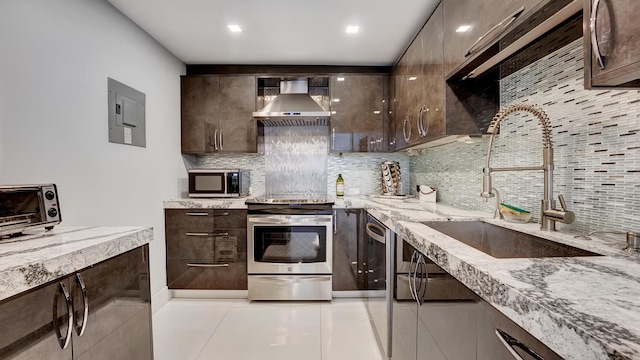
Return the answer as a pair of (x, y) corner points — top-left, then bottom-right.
(366, 222), (386, 244)
(495, 329), (544, 360)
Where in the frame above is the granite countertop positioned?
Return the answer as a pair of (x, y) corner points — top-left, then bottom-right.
(0, 226), (153, 302)
(164, 196), (640, 359)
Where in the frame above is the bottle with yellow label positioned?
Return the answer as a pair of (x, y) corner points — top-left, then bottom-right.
(336, 174), (344, 197)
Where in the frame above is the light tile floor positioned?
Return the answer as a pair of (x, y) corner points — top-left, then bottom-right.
(153, 298), (385, 360)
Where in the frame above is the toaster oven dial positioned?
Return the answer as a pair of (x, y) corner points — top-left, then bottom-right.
(45, 190), (55, 200)
(48, 208), (58, 218)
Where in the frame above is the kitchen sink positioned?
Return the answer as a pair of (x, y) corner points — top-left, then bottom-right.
(420, 221), (601, 258)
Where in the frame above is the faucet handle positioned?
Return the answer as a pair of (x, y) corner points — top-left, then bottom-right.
(558, 194), (568, 211)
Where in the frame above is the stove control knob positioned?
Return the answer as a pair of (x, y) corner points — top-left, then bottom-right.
(45, 191), (55, 200)
(48, 208), (58, 218)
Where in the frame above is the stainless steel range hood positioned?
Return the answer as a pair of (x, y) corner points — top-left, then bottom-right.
(253, 80), (330, 126)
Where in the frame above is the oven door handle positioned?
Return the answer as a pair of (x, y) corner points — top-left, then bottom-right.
(254, 276), (330, 283)
(249, 217), (332, 225)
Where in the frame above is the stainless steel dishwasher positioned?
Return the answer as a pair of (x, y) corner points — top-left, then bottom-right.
(364, 214), (393, 359)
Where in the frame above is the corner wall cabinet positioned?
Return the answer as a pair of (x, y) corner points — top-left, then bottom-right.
(0, 245), (152, 360)
(165, 209), (248, 290)
(181, 75), (257, 154)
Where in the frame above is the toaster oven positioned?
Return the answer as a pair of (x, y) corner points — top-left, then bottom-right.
(0, 184), (62, 237)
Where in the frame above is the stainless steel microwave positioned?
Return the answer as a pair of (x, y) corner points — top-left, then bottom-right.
(0, 184), (62, 237)
(188, 169), (250, 198)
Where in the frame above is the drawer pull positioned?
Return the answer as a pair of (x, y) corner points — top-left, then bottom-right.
(187, 263), (229, 268)
(465, 6), (525, 57)
(495, 329), (543, 360)
(212, 212), (229, 217)
(186, 212), (209, 216)
(186, 232), (230, 237)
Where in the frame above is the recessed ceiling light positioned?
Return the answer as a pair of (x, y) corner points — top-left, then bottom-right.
(228, 24), (242, 33)
(373, 110), (381, 114)
(333, 98), (341, 103)
(337, 77), (345, 82)
(408, 76), (418, 81)
(332, 111), (337, 114)
(346, 26), (359, 34)
(456, 25), (471, 33)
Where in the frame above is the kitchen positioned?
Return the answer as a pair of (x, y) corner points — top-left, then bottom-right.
(1, 0), (639, 359)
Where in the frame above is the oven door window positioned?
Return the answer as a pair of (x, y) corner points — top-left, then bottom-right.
(254, 226), (327, 263)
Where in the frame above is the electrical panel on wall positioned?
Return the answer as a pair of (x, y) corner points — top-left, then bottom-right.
(108, 77), (146, 147)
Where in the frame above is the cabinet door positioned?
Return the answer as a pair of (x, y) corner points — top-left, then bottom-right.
(330, 76), (385, 152)
(181, 76), (219, 153)
(218, 76), (257, 152)
(72, 246), (152, 360)
(393, 58), (411, 149)
(421, 3), (446, 140)
(0, 278), (74, 360)
(406, 34), (424, 146)
(332, 209), (362, 291)
(587, 0), (640, 87)
(477, 300), (564, 360)
(443, 0), (540, 76)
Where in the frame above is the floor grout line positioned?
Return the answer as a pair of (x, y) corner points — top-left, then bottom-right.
(192, 299), (237, 360)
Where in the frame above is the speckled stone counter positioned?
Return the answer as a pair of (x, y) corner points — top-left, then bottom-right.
(163, 198), (249, 209)
(0, 226), (152, 302)
(165, 196), (640, 359)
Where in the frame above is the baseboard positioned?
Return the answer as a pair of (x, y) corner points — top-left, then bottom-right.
(151, 286), (171, 313)
(171, 289), (249, 299)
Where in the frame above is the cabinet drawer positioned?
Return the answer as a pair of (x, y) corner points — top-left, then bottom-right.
(165, 209), (215, 232)
(213, 210), (247, 229)
(167, 229), (246, 261)
(167, 260), (247, 290)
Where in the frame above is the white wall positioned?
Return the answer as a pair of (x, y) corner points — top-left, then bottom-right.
(0, 0), (186, 305)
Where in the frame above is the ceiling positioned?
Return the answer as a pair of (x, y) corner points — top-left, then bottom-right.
(107, 0), (440, 66)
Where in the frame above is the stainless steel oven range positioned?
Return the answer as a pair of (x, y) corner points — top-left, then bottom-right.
(246, 196), (334, 301)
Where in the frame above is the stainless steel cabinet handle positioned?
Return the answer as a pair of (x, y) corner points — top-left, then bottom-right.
(186, 212), (209, 216)
(495, 329), (544, 360)
(414, 255), (425, 304)
(409, 251), (418, 302)
(590, 0), (605, 69)
(422, 107), (429, 137)
(185, 232), (229, 237)
(219, 130), (224, 150)
(402, 116), (411, 142)
(417, 107), (425, 137)
(53, 281), (73, 350)
(74, 273), (89, 337)
(186, 212), (229, 217)
(366, 223), (386, 244)
(187, 263), (229, 268)
(465, 6), (525, 57)
(417, 257), (429, 305)
(213, 129), (218, 150)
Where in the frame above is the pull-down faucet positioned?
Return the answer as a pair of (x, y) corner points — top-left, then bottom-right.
(480, 103), (575, 231)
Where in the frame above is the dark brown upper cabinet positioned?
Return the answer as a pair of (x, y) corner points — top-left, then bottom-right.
(181, 75), (257, 154)
(393, 3), (447, 150)
(442, 0), (543, 77)
(584, 0), (640, 88)
(329, 75), (388, 153)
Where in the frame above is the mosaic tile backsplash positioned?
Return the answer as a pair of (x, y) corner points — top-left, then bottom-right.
(197, 128), (408, 197)
(411, 39), (640, 233)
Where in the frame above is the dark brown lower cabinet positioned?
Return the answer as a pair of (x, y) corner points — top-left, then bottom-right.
(0, 245), (152, 360)
(477, 300), (564, 360)
(332, 209), (363, 291)
(165, 209), (248, 290)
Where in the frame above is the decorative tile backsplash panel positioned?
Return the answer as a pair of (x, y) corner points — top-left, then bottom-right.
(263, 126), (328, 196)
(412, 39), (640, 233)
